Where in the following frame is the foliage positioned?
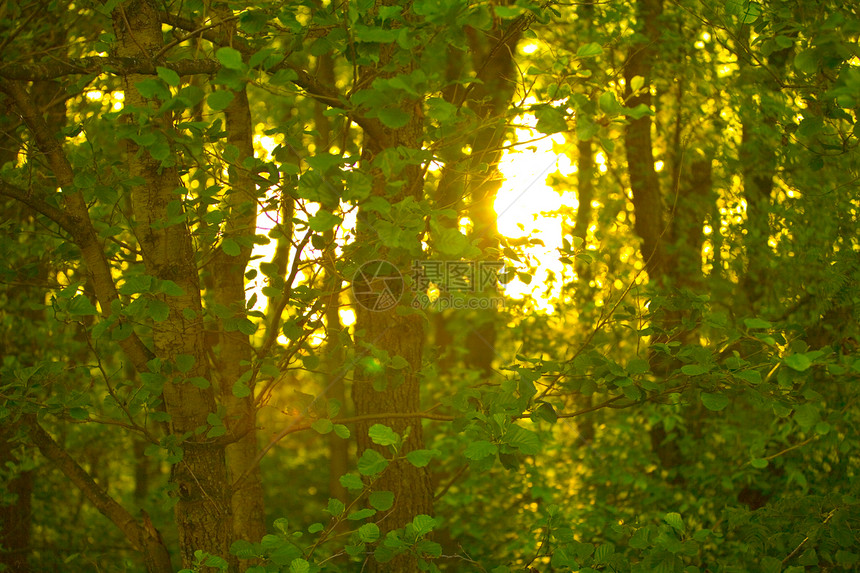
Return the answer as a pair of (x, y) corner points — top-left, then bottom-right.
(1, 0), (859, 572)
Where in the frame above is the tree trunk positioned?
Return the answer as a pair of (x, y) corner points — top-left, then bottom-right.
(112, 0), (234, 565)
(623, 0), (666, 279)
(209, 7), (267, 544)
(352, 7), (434, 569)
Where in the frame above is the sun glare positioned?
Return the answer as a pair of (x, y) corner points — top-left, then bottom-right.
(494, 111), (573, 312)
(249, 111), (570, 324)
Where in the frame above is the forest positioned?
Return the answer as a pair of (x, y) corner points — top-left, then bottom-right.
(0, 0), (858, 571)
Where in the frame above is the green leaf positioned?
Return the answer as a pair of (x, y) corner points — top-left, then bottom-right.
(627, 358), (650, 375)
(625, 103), (653, 120)
(208, 90), (235, 111)
(503, 425), (541, 455)
(368, 424), (399, 446)
(216, 47), (244, 70)
(158, 280), (186, 296)
(326, 498), (345, 516)
(701, 392), (729, 411)
(289, 558), (309, 573)
(416, 539), (442, 558)
(836, 550), (859, 567)
(175, 354), (195, 373)
(348, 508), (376, 520)
(68, 295), (98, 316)
(187, 377), (210, 389)
(119, 275), (153, 295)
(237, 318), (258, 336)
(334, 424), (350, 439)
(148, 299), (170, 322)
(533, 402), (558, 424)
(739, 1), (761, 23)
(751, 458), (769, 468)
(156, 66), (180, 87)
(534, 105), (568, 134)
(464, 440), (497, 460)
(744, 317), (772, 329)
(377, 108), (410, 128)
(308, 522), (324, 534)
(358, 523), (380, 542)
(312, 419), (333, 434)
(308, 210), (343, 232)
(339, 473), (363, 490)
(785, 353), (812, 372)
(681, 364), (710, 376)
(412, 514), (436, 536)
(793, 403), (819, 430)
(232, 379), (251, 398)
(576, 42), (603, 58)
(135, 78), (170, 100)
(369, 490), (395, 510)
(230, 539), (256, 559)
(736, 370), (762, 385)
(358, 449), (388, 475)
(406, 449), (437, 467)
(221, 238), (241, 256)
(494, 5), (522, 18)
(663, 512), (684, 532)
(598, 92), (623, 115)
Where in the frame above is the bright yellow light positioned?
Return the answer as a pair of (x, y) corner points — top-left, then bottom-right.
(86, 91), (103, 101)
(339, 308), (356, 327)
(702, 32), (711, 42)
(427, 284), (440, 302)
(521, 43), (539, 55)
(703, 225), (712, 235)
(654, 160), (664, 172)
(493, 105), (566, 312)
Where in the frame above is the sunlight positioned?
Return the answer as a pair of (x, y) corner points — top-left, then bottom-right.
(495, 112), (574, 312)
(248, 112), (573, 320)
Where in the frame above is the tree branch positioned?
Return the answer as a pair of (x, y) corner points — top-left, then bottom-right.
(159, 11), (388, 144)
(0, 80), (155, 370)
(26, 418), (173, 572)
(0, 56), (220, 81)
(0, 180), (77, 235)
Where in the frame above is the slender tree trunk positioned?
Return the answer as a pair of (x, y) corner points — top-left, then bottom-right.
(623, 0), (666, 279)
(208, 7), (268, 547)
(352, 8), (434, 569)
(112, 0), (234, 565)
(312, 50), (351, 504)
(0, 431), (32, 573)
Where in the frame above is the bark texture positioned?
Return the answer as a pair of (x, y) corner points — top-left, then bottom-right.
(112, 0), (234, 565)
(352, 6), (434, 570)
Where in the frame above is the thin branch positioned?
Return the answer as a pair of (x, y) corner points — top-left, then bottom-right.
(25, 418), (173, 571)
(0, 56), (221, 80)
(781, 507), (837, 566)
(232, 411), (454, 490)
(763, 435), (817, 461)
(0, 180), (77, 234)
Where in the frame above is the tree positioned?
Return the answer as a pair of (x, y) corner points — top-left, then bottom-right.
(1, 0), (859, 571)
